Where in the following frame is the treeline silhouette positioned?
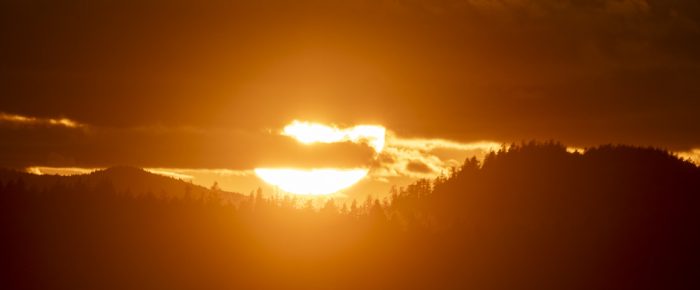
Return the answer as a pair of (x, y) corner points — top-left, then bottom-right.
(1, 142), (699, 290)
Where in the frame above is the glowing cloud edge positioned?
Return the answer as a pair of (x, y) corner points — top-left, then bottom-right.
(281, 120), (386, 153)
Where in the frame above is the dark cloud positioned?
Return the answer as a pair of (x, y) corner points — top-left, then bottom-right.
(0, 122), (375, 169)
(1, 0), (699, 168)
(405, 161), (433, 174)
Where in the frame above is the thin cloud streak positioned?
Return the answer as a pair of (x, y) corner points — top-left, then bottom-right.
(371, 134), (502, 180)
(0, 112), (84, 128)
(387, 138), (501, 152)
(144, 168), (255, 180)
(25, 166), (97, 176)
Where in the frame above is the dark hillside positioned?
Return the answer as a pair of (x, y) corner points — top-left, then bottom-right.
(2, 143), (698, 290)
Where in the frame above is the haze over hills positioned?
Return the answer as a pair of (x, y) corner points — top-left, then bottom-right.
(0, 166), (244, 202)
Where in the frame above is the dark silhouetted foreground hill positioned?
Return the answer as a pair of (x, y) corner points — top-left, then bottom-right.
(1, 142), (698, 290)
(391, 142), (700, 290)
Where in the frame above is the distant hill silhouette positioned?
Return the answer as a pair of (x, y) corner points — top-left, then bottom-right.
(1, 142), (698, 290)
(0, 166), (243, 201)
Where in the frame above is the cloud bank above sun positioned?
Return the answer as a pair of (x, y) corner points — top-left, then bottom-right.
(281, 120), (386, 153)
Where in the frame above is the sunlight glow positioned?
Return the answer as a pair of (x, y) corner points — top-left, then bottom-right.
(282, 120), (386, 153)
(566, 147), (586, 154)
(25, 166), (96, 175)
(676, 149), (700, 165)
(254, 120), (385, 195)
(255, 168), (368, 195)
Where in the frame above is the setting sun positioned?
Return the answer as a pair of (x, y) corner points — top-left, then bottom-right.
(254, 121), (386, 195)
(254, 168), (368, 195)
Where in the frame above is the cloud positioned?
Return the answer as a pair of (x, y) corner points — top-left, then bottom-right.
(1, 0), (700, 161)
(0, 116), (376, 169)
(405, 161), (433, 174)
(0, 112), (84, 128)
(281, 120), (385, 153)
(388, 138), (501, 152)
(369, 133), (501, 180)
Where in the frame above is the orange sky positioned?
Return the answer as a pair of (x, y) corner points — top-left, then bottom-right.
(2, 0), (700, 196)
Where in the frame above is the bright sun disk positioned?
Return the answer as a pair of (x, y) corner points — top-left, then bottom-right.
(254, 168), (368, 195)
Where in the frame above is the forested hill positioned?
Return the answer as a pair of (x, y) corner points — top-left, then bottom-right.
(395, 142), (700, 226)
(390, 142), (700, 290)
(0, 166), (243, 201)
(1, 143), (699, 290)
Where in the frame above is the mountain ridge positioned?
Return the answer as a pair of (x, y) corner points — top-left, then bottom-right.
(0, 166), (244, 202)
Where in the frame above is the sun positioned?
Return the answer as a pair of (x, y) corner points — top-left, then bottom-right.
(254, 168), (369, 195)
(255, 120), (385, 195)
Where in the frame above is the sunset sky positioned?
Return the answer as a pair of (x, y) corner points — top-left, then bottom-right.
(2, 0), (699, 197)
